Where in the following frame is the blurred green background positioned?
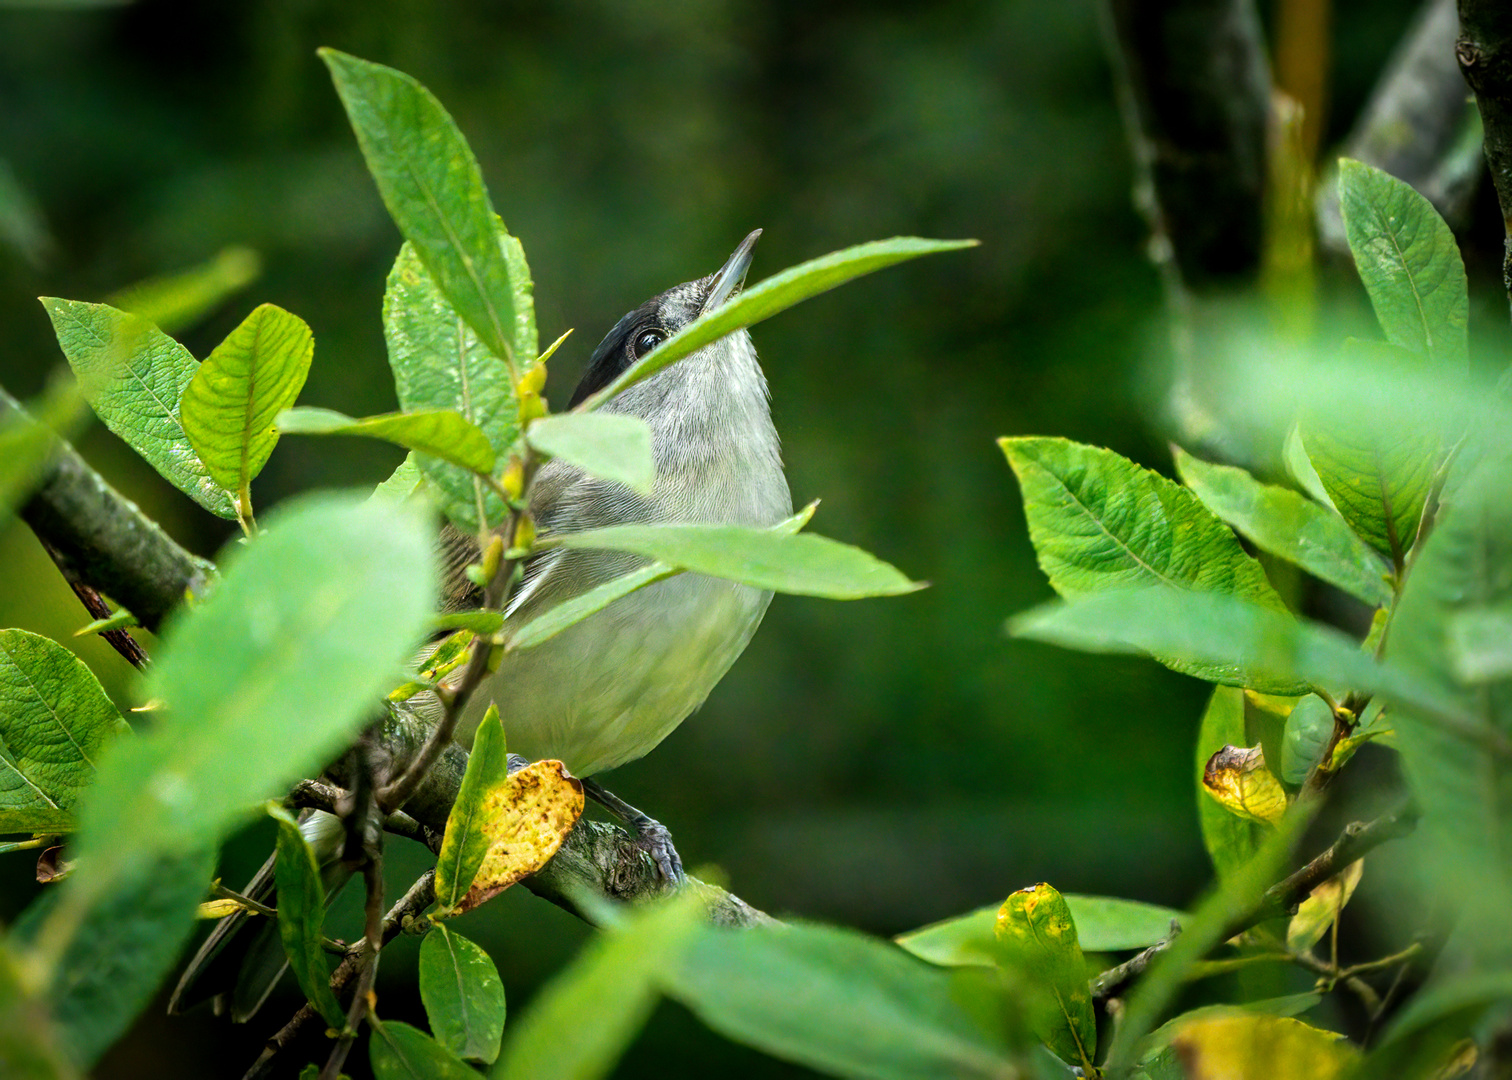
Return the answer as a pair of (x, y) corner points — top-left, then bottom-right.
(0, 0), (1461, 1076)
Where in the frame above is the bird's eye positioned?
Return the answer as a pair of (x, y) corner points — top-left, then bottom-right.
(633, 329), (665, 358)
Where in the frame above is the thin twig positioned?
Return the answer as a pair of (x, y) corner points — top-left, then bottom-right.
(1092, 920), (1181, 1000)
(39, 539), (148, 670)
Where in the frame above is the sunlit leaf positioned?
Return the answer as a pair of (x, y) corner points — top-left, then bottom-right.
(526, 413), (654, 495)
(180, 303), (314, 511)
(277, 406), (495, 475)
(321, 49), (520, 368)
(1201, 744), (1289, 826)
(66, 492), (434, 906)
(419, 924), (506, 1064)
(456, 758), (583, 914)
(390, 629), (473, 702)
(432, 705), (509, 916)
(550, 523), (920, 599)
(107, 246), (261, 336)
(585, 236), (978, 407)
(994, 884), (1096, 1070)
(0, 630), (127, 834)
(1287, 859), (1364, 952)
(40, 298), (235, 518)
(1173, 447), (1392, 607)
(268, 804), (344, 1027)
(897, 895), (1182, 968)
(370, 1020), (474, 1080)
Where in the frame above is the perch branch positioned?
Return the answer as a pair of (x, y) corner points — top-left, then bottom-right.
(1458, 0), (1512, 315)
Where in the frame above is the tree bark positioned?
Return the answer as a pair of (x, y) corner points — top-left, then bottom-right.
(1458, 0), (1512, 313)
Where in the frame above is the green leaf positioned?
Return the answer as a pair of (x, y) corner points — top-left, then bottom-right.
(1196, 687), (1262, 882)
(384, 236), (518, 533)
(433, 705), (508, 915)
(493, 893), (703, 1080)
(1337, 158), (1468, 368)
(663, 922), (1025, 1080)
(499, 230), (538, 365)
(419, 924), (506, 1064)
(12, 846), (214, 1069)
(1281, 695), (1335, 785)
(268, 804), (344, 1027)
(896, 895), (1182, 967)
(506, 562), (678, 652)
(584, 236), (978, 408)
(994, 884), (1096, 1070)
(525, 414), (654, 495)
(550, 524), (920, 599)
(1010, 587), (1467, 709)
(68, 492), (434, 905)
(1173, 447), (1392, 607)
(370, 454), (426, 505)
(320, 49), (519, 368)
(1363, 971), (1512, 1080)
(1445, 606), (1512, 683)
(433, 610), (504, 635)
(1386, 461), (1512, 907)
(370, 1020), (476, 1080)
(1001, 437), (1289, 686)
(180, 303), (314, 510)
(0, 939), (75, 1080)
(277, 407), (495, 475)
(0, 629), (127, 832)
(40, 298), (236, 518)
(106, 246), (261, 336)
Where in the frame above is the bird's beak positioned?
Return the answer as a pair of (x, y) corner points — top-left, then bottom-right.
(701, 229), (762, 314)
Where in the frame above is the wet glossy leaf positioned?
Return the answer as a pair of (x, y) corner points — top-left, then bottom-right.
(277, 406), (495, 475)
(1168, 1011), (1358, 1079)
(1002, 437), (1290, 686)
(419, 924), (506, 1064)
(995, 884), (1095, 1070)
(586, 237), (977, 407)
(897, 894), (1182, 967)
(525, 413), (654, 495)
(1173, 447), (1392, 607)
(383, 236), (518, 533)
(432, 705), (509, 916)
(664, 921), (1025, 1080)
(552, 523), (920, 599)
(107, 246), (261, 336)
(0, 630), (127, 834)
(268, 805), (343, 1027)
(68, 492), (434, 904)
(1287, 859), (1364, 951)
(180, 303), (313, 509)
(457, 758), (583, 914)
(1281, 696), (1336, 784)
(494, 893), (703, 1080)
(321, 50), (519, 368)
(40, 298), (235, 518)
(1338, 159), (1467, 368)
(370, 1020), (475, 1080)
(1202, 744), (1289, 826)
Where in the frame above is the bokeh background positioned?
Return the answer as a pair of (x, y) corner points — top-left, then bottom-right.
(0, 0), (1493, 1076)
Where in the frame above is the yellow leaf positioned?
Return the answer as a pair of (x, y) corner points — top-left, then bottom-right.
(456, 759), (584, 914)
(1287, 859), (1364, 951)
(196, 899), (243, 919)
(1171, 1012), (1358, 1079)
(1203, 744), (1289, 825)
(994, 883), (1096, 1071)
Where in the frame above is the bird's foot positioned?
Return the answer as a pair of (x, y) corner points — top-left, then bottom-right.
(629, 815), (685, 885)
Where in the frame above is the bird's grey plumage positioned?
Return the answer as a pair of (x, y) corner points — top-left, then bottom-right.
(457, 232), (791, 776)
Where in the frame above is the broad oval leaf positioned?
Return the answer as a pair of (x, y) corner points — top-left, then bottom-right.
(268, 804), (344, 1027)
(40, 298), (235, 518)
(994, 884), (1096, 1071)
(896, 895), (1182, 967)
(493, 893), (704, 1080)
(68, 491), (435, 903)
(384, 237), (519, 533)
(321, 49), (520, 368)
(419, 924), (506, 1064)
(1338, 158), (1467, 368)
(1281, 695), (1335, 784)
(433, 705), (509, 915)
(370, 1020), (475, 1080)
(456, 759), (583, 914)
(1196, 687), (1260, 883)
(277, 407), (495, 475)
(1001, 436), (1290, 686)
(525, 413), (654, 495)
(1173, 447), (1392, 607)
(0, 629), (127, 834)
(663, 921), (1026, 1080)
(584, 237), (977, 408)
(1168, 1012), (1358, 1079)
(550, 524), (920, 600)
(180, 303), (314, 508)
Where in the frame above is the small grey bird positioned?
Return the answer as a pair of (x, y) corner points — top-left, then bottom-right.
(441, 228), (791, 877)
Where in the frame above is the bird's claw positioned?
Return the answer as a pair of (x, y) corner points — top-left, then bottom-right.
(632, 817), (685, 884)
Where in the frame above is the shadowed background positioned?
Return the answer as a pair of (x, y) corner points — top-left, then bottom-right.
(0, 0), (1459, 1076)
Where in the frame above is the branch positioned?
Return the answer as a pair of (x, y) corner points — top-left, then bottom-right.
(2, 387), (215, 634)
(1458, 0), (1512, 315)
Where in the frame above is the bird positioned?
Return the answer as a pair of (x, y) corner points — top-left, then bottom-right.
(439, 227), (791, 879)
